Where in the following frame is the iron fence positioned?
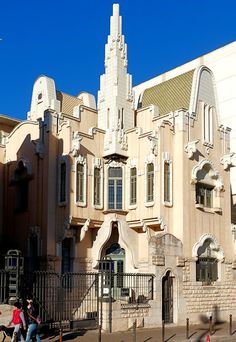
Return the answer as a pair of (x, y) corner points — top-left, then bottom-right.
(0, 270), (154, 326)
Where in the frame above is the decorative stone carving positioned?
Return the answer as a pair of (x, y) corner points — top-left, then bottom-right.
(159, 217), (167, 231)
(71, 131), (82, 157)
(220, 153), (236, 170)
(184, 139), (199, 159)
(148, 131), (158, 156)
(192, 233), (224, 261)
(191, 159), (223, 187)
(80, 219), (91, 241)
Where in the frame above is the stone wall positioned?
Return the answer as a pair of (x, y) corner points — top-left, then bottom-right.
(183, 261), (236, 322)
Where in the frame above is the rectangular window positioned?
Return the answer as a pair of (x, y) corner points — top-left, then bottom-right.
(203, 105), (213, 144)
(94, 167), (101, 206)
(130, 167), (137, 205)
(60, 161), (66, 203)
(76, 163), (84, 203)
(147, 163), (154, 202)
(164, 162), (171, 203)
(196, 257), (218, 283)
(196, 183), (214, 208)
(108, 167), (122, 210)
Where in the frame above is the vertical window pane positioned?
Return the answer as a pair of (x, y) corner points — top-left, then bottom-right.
(60, 162), (66, 202)
(94, 167), (101, 206)
(147, 163), (154, 202)
(116, 179), (122, 209)
(108, 179), (115, 209)
(108, 167), (122, 209)
(76, 163), (84, 202)
(130, 167), (137, 205)
(164, 162), (170, 202)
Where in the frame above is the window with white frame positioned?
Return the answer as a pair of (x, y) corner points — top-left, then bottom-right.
(130, 167), (137, 205)
(94, 167), (101, 206)
(75, 156), (86, 206)
(193, 159), (223, 211)
(203, 104), (213, 145)
(108, 167), (122, 210)
(163, 159), (172, 205)
(58, 157), (67, 205)
(146, 163), (154, 202)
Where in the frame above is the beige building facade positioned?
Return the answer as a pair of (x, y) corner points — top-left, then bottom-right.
(1, 3), (236, 330)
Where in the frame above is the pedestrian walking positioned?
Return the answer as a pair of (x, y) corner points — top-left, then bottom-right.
(8, 302), (26, 342)
(25, 296), (41, 342)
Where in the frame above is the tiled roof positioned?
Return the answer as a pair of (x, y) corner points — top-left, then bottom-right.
(56, 91), (83, 115)
(139, 69), (195, 115)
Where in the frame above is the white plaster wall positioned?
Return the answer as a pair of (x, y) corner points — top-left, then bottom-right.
(134, 41), (236, 194)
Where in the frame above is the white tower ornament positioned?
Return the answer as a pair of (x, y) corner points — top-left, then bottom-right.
(98, 4), (134, 157)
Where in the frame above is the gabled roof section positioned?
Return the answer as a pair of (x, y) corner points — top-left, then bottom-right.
(139, 69), (195, 115)
(56, 91), (83, 115)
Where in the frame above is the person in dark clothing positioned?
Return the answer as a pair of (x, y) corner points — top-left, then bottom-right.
(25, 297), (41, 342)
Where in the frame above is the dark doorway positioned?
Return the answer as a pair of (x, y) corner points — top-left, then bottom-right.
(162, 270), (173, 323)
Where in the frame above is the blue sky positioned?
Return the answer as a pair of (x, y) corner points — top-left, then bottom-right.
(1, 0), (236, 120)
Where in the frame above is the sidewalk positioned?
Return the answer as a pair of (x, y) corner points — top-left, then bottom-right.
(47, 321), (236, 342)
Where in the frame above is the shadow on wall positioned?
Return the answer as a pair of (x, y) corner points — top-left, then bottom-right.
(198, 305), (225, 325)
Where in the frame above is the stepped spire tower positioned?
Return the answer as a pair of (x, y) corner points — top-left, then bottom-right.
(98, 4), (134, 157)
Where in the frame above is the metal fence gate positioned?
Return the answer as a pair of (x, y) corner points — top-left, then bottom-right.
(0, 270), (154, 328)
(23, 272), (99, 326)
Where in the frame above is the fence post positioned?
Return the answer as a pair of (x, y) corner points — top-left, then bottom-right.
(98, 324), (102, 342)
(186, 318), (189, 340)
(162, 320), (165, 342)
(229, 314), (232, 336)
(132, 319), (137, 342)
(59, 327), (63, 342)
(209, 316), (212, 336)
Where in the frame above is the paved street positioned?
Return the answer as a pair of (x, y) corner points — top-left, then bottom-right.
(45, 321), (236, 342)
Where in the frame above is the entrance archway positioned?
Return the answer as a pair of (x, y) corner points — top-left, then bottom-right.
(162, 270), (173, 323)
(99, 243), (125, 299)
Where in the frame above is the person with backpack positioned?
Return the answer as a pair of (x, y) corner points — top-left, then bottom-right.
(8, 301), (26, 342)
(25, 296), (41, 342)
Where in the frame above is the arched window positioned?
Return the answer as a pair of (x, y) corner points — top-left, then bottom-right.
(108, 167), (122, 210)
(195, 164), (214, 208)
(196, 239), (218, 284)
(193, 160), (223, 211)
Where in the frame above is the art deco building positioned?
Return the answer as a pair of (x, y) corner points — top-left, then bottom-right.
(1, 3), (236, 328)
